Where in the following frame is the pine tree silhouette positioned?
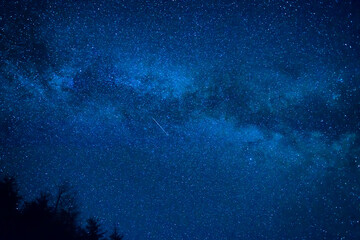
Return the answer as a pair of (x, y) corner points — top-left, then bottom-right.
(0, 177), (126, 240)
(109, 225), (124, 240)
(85, 217), (105, 240)
(0, 177), (21, 239)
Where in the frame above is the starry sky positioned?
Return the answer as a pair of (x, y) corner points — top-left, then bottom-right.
(1, 0), (360, 239)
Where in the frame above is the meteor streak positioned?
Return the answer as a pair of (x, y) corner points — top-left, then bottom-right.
(152, 117), (169, 136)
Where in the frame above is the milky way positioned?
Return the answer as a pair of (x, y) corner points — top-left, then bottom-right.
(1, 0), (360, 239)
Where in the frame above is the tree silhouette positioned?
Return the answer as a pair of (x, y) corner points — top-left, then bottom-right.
(20, 192), (55, 240)
(0, 177), (21, 239)
(85, 217), (105, 240)
(54, 182), (79, 227)
(0, 176), (125, 240)
(109, 225), (124, 240)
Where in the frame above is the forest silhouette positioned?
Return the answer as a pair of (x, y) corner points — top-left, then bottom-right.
(0, 177), (124, 240)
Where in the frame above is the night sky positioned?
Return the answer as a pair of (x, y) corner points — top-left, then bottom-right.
(1, 0), (360, 239)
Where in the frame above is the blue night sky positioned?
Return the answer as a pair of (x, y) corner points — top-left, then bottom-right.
(1, 0), (360, 239)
